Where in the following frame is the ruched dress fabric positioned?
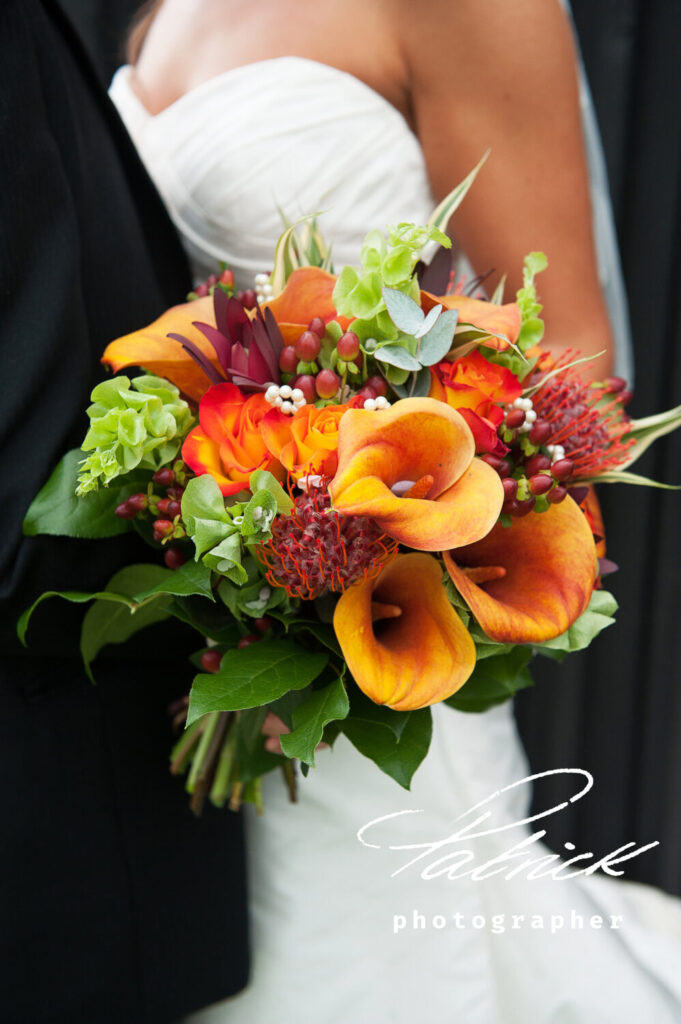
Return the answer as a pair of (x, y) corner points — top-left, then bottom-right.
(111, 57), (680, 1023)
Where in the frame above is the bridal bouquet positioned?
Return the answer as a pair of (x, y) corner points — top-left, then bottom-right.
(20, 165), (681, 813)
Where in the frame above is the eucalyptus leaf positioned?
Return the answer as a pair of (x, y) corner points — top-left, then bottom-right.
(414, 303), (442, 339)
(418, 308), (459, 365)
(187, 641), (329, 725)
(374, 345), (422, 371)
(381, 287), (425, 335)
(280, 678), (350, 766)
(391, 365), (432, 399)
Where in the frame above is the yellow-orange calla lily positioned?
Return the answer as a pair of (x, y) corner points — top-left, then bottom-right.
(334, 553), (475, 710)
(443, 498), (598, 644)
(329, 398), (504, 551)
(421, 290), (522, 350)
(263, 266), (350, 344)
(102, 296), (218, 402)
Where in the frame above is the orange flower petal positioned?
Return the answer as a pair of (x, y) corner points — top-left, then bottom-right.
(329, 398), (503, 551)
(443, 498), (598, 643)
(334, 553), (475, 710)
(102, 296), (218, 402)
(421, 291), (522, 348)
(263, 267), (339, 324)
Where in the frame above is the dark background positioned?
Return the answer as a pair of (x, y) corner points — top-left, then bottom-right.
(61, 0), (681, 895)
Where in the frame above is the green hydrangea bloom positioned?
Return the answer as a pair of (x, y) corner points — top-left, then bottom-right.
(76, 375), (193, 496)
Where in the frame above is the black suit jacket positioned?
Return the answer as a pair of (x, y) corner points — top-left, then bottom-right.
(0, 3), (249, 1020)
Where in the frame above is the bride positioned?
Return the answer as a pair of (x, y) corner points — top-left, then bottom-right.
(110, 1), (679, 1020)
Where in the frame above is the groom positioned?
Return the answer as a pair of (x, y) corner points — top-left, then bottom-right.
(0, 2), (248, 1021)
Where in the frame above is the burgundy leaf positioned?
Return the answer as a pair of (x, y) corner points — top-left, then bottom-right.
(193, 320), (233, 373)
(250, 316), (280, 380)
(167, 333), (224, 386)
(225, 296), (250, 343)
(230, 342), (249, 376)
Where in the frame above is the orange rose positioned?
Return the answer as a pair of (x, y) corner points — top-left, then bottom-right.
(182, 383), (283, 496)
(261, 402), (350, 479)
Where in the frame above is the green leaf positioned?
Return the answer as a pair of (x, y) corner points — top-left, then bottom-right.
(535, 589), (618, 654)
(617, 405), (681, 469)
(203, 533), (247, 581)
(79, 564), (173, 682)
(382, 287), (425, 335)
(22, 449), (150, 539)
(181, 475), (235, 559)
(280, 678), (350, 766)
(249, 469), (294, 513)
(418, 308), (459, 365)
(577, 469), (680, 490)
(18, 588), (136, 646)
(134, 559), (214, 602)
(427, 151), (490, 236)
(342, 700), (432, 790)
(186, 640), (329, 725)
(374, 344), (422, 371)
(446, 647), (534, 713)
(241, 489), (277, 538)
(169, 595), (241, 645)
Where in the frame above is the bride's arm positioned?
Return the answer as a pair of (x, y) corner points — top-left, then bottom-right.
(402, 0), (614, 379)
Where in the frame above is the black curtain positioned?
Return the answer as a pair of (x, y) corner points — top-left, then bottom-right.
(60, 0), (681, 894)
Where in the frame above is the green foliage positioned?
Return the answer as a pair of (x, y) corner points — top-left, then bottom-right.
(23, 449), (150, 539)
(446, 647), (534, 713)
(340, 687), (432, 789)
(76, 375), (192, 495)
(534, 589), (618, 655)
(186, 640), (329, 725)
(280, 678), (350, 766)
(515, 251), (548, 351)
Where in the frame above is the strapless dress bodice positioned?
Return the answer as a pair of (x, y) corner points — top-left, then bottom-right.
(110, 58), (436, 288)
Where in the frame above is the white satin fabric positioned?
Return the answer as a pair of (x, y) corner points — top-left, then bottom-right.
(110, 58), (678, 1023)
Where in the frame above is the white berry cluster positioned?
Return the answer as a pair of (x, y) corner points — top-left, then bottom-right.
(254, 272), (274, 304)
(546, 443), (566, 464)
(363, 396), (391, 411)
(511, 396), (537, 433)
(264, 383), (306, 415)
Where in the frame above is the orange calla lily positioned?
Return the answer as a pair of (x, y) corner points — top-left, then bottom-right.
(263, 266), (350, 344)
(102, 296), (218, 402)
(334, 553), (475, 710)
(421, 290), (521, 350)
(329, 398), (504, 551)
(443, 498), (598, 644)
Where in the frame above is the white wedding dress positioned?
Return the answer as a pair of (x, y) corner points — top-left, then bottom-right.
(111, 58), (680, 1023)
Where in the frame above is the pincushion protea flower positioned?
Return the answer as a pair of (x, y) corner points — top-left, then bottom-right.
(258, 484), (397, 601)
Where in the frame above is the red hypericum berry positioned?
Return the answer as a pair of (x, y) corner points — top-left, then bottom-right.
(156, 497), (172, 515)
(315, 369), (340, 399)
(337, 331), (360, 360)
(308, 316), (326, 338)
(551, 458), (575, 482)
(351, 352), (364, 371)
(528, 421), (551, 446)
(219, 268), (235, 287)
(292, 374), (317, 404)
(505, 408), (526, 429)
(604, 376), (626, 393)
(200, 649), (223, 674)
(114, 501), (137, 520)
(618, 389), (633, 406)
(529, 473), (554, 496)
(497, 459), (512, 479)
(194, 282), (209, 298)
(295, 330), (321, 361)
(153, 467), (175, 486)
(502, 477), (518, 500)
(127, 492), (148, 512)
(153, 519), (174, 541)
(547, 484), (568, 504)
(167, 500), (182, 519)
(514, 496), (536, 517)
(237, 289), (257, 310)
(502, 498), (519, 516)
(525, 453), (552, 477)
(166, 485), (185, 500)
(237, 634), (259, 650)
(253, 616), (272, 633)
(365, 375), (388, 398)
(279, 346), (299, 374)
(355, 385), (377, 403)
(206, 274), (219, 288)
(480, 454), (503, 471)
(164, 547), (186, 569)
